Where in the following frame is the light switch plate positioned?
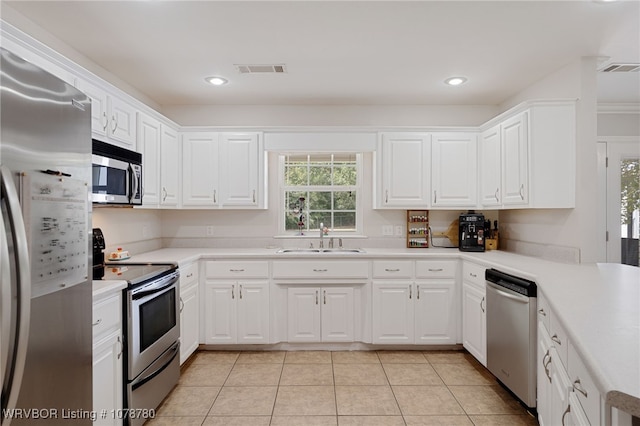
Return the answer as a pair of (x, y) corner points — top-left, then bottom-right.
(394, 225), (403, 236)
(382, 225), (393, 236)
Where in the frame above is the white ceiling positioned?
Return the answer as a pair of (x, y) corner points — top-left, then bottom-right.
(3, 1), (640, 107)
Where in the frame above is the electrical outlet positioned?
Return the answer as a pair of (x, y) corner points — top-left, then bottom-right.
(206, 226), (214, 236)
(382, 225), (393, 236)
(394, 225), (403, 236)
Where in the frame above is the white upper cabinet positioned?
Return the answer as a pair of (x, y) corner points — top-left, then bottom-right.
(182, 132), (219, 207)
(501, 112), (529, 206)
(431, 132), (478, 208)
(160, 125), (180, 207)
(219, 133), (262, 207)
(76, 78), (137, 150)
(377, 133), (431, 208)
(137, 112), (161, 206)
(480, 125), (502, 207)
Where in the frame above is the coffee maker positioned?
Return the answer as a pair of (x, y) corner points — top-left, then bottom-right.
(92, 228), (106, 279)
(459, 212), (485, 252)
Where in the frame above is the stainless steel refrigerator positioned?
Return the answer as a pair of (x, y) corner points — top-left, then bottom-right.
(1, 48), (93, 425)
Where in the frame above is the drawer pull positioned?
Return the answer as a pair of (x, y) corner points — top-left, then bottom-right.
(428, 268), (443, 272)
(469, 272), (477, 278)
(561, 405), (570, 426)
(186, 273), (194, 278)
(180, 297), (184, 313)
(384, 268), (400, 272)
(551, 334), (562, 345)
(92, 318), (102, 327)
(542, 351), (552, 381)
(538, 308), (546, 316)
(230, 269), (245, 272)
(313, 269), (328, 273)
(573, 379), (588, 398)
(117, 335), (123, 360)
(480, 296), (485, 313)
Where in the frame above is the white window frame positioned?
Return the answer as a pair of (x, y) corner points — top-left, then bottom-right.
(278, 153), (364, 236)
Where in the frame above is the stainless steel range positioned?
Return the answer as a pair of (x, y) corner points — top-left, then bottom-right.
(102, 262), (180, 426)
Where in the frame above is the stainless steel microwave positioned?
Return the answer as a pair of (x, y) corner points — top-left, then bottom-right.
(92, 139), (142, 205)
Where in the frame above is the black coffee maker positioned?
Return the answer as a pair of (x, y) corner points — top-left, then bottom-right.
(92, 228), (106, 279)
(458, 212), (485, 252)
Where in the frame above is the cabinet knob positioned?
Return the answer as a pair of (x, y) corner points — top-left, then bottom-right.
(573, 379), (588, 398)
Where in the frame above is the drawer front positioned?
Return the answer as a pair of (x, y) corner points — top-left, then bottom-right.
(568, 342), (601, 426)
(415, 260), (456, 279)
(273, 261), (369, 279)
(206, 261), (269, 279)
(549, 313), (569, 370)
(462, 261), (486, 286)
(92, 293), (121, 340)
(372, 261), (413, 279)
(181, 262), (199, 288)
(537, 291), (551, 333)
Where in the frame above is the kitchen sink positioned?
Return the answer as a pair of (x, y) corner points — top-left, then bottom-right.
(276, 248), (365, 254)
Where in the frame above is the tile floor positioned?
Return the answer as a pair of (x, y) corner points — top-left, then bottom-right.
(149, 350), (538, 426)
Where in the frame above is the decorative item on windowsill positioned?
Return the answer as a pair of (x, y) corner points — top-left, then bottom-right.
(290, 196), (306, 236)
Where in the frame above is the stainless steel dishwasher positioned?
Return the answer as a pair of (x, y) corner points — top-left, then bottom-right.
(485, 268), (537, 410)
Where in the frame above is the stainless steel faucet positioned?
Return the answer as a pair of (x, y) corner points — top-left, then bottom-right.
(319, 222), (324, 248)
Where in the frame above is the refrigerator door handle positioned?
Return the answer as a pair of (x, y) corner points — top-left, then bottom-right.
(0, 165), (32, 421)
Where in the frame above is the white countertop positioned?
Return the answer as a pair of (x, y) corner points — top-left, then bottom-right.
(123, 247), (640, 415)
(92, 279), (127, 301)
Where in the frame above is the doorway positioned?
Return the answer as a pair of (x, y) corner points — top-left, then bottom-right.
(599, 139), (640, 266)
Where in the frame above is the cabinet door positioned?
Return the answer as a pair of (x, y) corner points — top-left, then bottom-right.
(237, 281), (269, 343)
(462, 281), (486, 366)
(182, 132), (219, 206)
(537, 323), (553, 426)
(502, 112), (529, 206)
(203, 282), (237, 344)
(180, 283), (200, 364)
(288, 287), (321, 342)
(372, 282), (414, 343)
(219, 133), (261, 207)
(414, 281), (457, 344)
(480, 125), (502, 207)
(93, 330), (123, 426)
(550, 347), (573, 426)
(76, 79), (109, 139)
(321, 287), (354, 342)
(431, 133), (478, 207)
(160, 125), (180, 207)
(379, 133), (430, 208)
(108, 96), (137, 149)
(137, 112), (161, 206)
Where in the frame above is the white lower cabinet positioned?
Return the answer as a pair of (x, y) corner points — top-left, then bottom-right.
(92, 292), (123, 426)
(287, 287), (354, 342)
(372, 281), (415, 343)
(461, 261), (487, 365)
(414, 281), (457, 344)
(203, 280), (269, 344)
(179, 262), (199, 364)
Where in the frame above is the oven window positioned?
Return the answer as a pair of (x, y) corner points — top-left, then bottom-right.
(139, 288), (176, 352)
(92, 165), (127, 195)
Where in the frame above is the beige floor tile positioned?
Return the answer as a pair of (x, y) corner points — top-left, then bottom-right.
(145, 417), (206, 426)
(332, 351), (380, 364)
(273, 386), (336, 416)
(334, 363), (388, 385)
(285, 350), (333, 364)
(392, 385), (464, 416)
(338, 415), (405, 425)
(377, 350), (428, 363)
(271, 415), (338, 425)
(423, 350), (477, 365)
(203, 416), (271, 425)
(335, 386), (401, 416)
(404, 415), (474, 425)
(156, 386), (220, 417)
(236, 351), (286, 364)
(468, 414), (538, 425)
(209, 386), (278, 416)
(178, 363), (233, 387)
(191, 351), (239, 364)
(449, 385), (526, 415)
(431, 363), (495, 386)
(224, 363), (283, 386)
(280, 363), (334, 385)
(383, 363), (444, 386)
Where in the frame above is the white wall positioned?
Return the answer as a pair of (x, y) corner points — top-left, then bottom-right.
(498, 57), (600, 263)
(598, 108), (640, 137)
(92, 208), (163, 255)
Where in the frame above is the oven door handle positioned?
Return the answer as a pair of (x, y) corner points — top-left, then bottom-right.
(131, 273), (178, 300)
(131, 341), (179, 391)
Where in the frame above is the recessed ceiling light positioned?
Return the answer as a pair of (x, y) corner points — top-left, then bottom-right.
(444, 77), (468, 86)
(205, 76), (228, 86)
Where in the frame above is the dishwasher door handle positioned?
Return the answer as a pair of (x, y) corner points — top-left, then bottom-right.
(486, 281), (530, 304)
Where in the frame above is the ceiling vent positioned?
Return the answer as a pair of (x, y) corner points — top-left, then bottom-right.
(599, 63), (640, 73)
(235, 64), (287, 74)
